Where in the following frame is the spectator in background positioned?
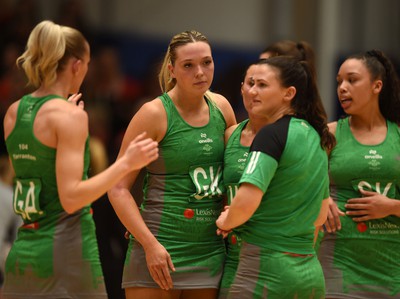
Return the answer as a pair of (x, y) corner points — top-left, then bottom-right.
(0, 43), (31, 156)
(82, 46), (144, 160)
(56, 0), (90, 37)
(0, 155), (21, 299)
(0, 43), (29, 112)
(1, 0), (39, 50)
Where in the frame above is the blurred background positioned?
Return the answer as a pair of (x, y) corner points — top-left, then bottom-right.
(0, 0), (399, 298)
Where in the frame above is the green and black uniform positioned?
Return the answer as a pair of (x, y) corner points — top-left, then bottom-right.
(219, 120), (250, 299)
(229, 116), (328, 299)
(122, 93), (227, 289)
(318, 118), (400, 298)
(3, 94), (106, 299)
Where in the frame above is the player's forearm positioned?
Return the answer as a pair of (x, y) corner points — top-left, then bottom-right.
(108, 185), (159, 249)
(59, 157), (132, 213)
(219, 185), (262, 230)
(389, 198), (400, 217)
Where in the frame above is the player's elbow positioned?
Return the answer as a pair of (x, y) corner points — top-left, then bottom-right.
(60, 197), (79, 214)
(107, 184), (125, 203)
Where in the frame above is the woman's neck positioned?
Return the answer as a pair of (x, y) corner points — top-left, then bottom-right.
(349, 113), (386, 132)
(32, 84), (69, 99)
(168, 88), (206, 112)
(248, 106), (294, 132)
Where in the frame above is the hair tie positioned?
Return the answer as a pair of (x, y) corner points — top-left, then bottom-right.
(365, 50), (386, 68)
(366, 50), (377, 58)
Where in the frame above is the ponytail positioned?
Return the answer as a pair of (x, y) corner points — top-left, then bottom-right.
(349, 50), (400, 124)
(17, 20), (87, 88)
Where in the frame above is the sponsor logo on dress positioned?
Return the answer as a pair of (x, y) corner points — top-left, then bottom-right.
(199, 133), (213, 154)
(199, 133), (213, 144)
(183, 208), (219, 223)
(366, 221), (399, 235)
(237, 152), (248, 163)
(364, 149), (382, 170)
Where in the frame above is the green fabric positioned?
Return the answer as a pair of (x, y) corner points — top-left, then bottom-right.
(239, 117), (329, 254)
(4, 94), (105, 297)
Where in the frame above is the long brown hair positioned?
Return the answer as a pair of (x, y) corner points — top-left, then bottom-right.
(346, 50), (400, 124)
(258, 57), (336, 151)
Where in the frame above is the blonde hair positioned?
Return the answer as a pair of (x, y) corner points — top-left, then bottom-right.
(16, 20), (88, 88)
(158, 30), (210, 92)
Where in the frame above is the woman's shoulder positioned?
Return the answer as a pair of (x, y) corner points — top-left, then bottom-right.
(137, 96), (166, 117)
(124, 96), (167, 142)
(206, 91), (229, 107)
(3, 100), (20, 138)
(48, 100), (89, 136)
(224, 123), (240, 144)
(5, 100), (20, 118)
(328, 121), (338, 135)
(206, 91), (236, 127)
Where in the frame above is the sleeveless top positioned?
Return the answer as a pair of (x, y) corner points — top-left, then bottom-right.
(4, 94), (105, 298)
(329, 117), (400, 240)
(6, 95), (90, 222)
(318, 117), (400, 298)
(122, 93), (228, 288)
(224, 120), (250, 203)
(223, 120), (250, 256)
(141, 92), (227, 243)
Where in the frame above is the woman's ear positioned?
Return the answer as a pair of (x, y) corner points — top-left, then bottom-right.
(168, 63), (175, 79)
(372, 80), (383, 94)
(72, 58), (82, 75)
(284, 86), (296, 102)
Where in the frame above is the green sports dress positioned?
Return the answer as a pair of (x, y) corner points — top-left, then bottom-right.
(219, 120), (249, 299)
(3, 94), (106, 299)
(122, 93), (227, 289)
(318, 117), (400, 298)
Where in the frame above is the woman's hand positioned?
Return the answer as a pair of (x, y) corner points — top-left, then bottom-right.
(216, 206), (231, 238)
(122, 132), (159, 171)
(67, 93), (84, 109)
(323, 197), (345, 233)
(345, 189), (398, 221)
(216, 206), (231, 231)
(144, 242), (175, 290)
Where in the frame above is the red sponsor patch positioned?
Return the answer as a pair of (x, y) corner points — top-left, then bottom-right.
(22, 222), (39, 229)
(357, 222), (368, 233)
(184, 208), (194, 219)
